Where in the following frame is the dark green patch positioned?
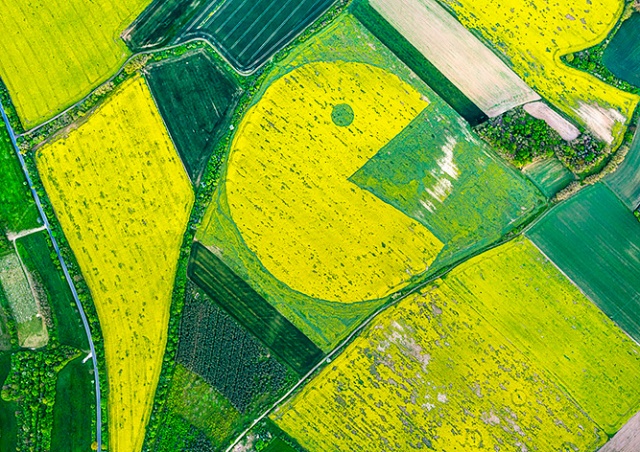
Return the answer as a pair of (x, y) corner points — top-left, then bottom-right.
(351, 0), (487, 126)
(528, 183), (640, 342)
(50, 357), (93, 452)
(188, 242), (324, 375)
(606, 126), (640, 210)
(146, 51), (239, 184)
(15, 231), (86, 349)
(0, 352), (18, 452)
(263, 438), (298, 452)
(523, 158), (575, 198)
(351, 108), (545, 270)
(603, 14), (640, 88)
(331, 103), (354, 127)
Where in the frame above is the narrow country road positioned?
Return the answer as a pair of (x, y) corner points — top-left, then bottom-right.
(0, 100), (102, 451)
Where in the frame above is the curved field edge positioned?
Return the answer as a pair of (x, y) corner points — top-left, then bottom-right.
(35, 76), (194, 452)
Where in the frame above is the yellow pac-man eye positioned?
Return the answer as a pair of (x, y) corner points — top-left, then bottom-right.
(225, 62), (444, 303)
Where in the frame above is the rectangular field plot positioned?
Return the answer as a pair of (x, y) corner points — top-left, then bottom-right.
(146, 50), (240, 183)
(364, 0), (539, 117)
(181, 0), (336, 72)
(271, 285), (607, 451)
(606, 127), (640, 210)
(528, 183), (640, 344)
(523, 158), (575, 198)
(0, 252), (48, 349)
(603, 14), (640, 88)
(37, 76), (194, 452)
(0, 0), (151, 127)
(440, 0), (639, 145)
(444, 238), (640, 434)
(188, 243), (324, 375)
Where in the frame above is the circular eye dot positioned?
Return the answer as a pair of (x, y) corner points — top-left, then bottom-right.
(331, 103), (354, 127)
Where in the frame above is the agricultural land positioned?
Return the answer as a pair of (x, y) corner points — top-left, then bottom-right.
(602, 13), (640, 87)
(36, 76), (194, 452)
(0, 0), (151, 127)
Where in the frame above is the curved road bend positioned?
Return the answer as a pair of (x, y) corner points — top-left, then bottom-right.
(0, 101), (102, 450)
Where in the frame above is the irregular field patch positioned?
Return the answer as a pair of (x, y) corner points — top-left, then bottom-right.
(367, 0), (539, 117)
(602, 13), (640, 88)
(443, 238), (640, 433)
(0, 252), (48, 348)
(523, 101), (580, 141)
(606, 125), (640, 210)
(440, 0), (639, 144)
(523, 158), (575, 198)
(527, 183), (640, 344)
(37, 76), (194, 452)
(272, 285), (606, 451)
(0, 0), (151, 127)
(145, 50), (240, 183)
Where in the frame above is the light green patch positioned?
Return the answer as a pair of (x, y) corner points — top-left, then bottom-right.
(331, 103), (354, 127)
(523, 158), (575, 198)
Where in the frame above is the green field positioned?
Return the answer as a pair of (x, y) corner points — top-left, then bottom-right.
(50, 357), (93, 452)
(606, 126), (640, 210)
(188, 243), (323, 375)
(351, 107), (545, 270)
(0, 118), (39, 253)
(15, 231), (86, 349)
(350, 0), (487, 125)
(0, 352), (17, 452)
(528, 183), (640, 342)
(523, 158), (575, 198)
(263, 438), (297, 452)
(146, 50), (239, 183)
(603, 13), (640, 88)
(123, 0), (205, 50)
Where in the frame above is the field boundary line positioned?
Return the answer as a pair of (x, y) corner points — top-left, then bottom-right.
(0, 100), (103, 450)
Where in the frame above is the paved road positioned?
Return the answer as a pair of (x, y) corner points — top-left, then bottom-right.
(0, 101), (102, 451)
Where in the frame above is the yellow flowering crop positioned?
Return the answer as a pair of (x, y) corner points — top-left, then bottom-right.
(272, 286), (604, 451)
(224, 61), (443, 303)
(37, 76), (193, 452)
(440, 0), (639, 144)
(0, 0), (150, 127)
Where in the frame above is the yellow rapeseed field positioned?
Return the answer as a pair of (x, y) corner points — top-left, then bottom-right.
(224, 61), (443, 303)
(37, 76), (193, 452)
(272, 286), (604, 451)
(440, 0), (639, 145)
(443, 238), (640, 434)
(0, 0), (150, 128)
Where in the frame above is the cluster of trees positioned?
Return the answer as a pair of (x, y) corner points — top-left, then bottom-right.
(1, 346), (77, 452)
(475, 107), (604, 168)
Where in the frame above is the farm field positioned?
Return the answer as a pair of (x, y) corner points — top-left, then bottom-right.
(0, 353), (17, 451)
(15, 231), (86, 349)
(527, 183), (640, 343)
(145, 50), (240, 183)
(0, 252), (48, 348)
(0, 0), (152, 128)
(366, 0), (539, 117)
(271, 284), (606, 451)
(188, 244), (323, 375)
(350, 0), (487, 125)
(523, 158), (575, 198)
(197, 12), (545, 351)
(603, 13), (640, 88)
(36, 76), (194, 452)
(0, 118), (39, 253)
(443, 238), (640, 433)
(50, 357), (93, 452)
(180, 0), (336, 72)
(606, 124), (640, 210)
(123, 0), (207, 50)
(439, 0), (640, 145)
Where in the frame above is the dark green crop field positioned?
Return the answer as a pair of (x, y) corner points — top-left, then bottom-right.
(602, 14), (640, 87)
(606, 126), (640, 210)
(523, 158), (575, 198)
(527, 183), (640, 342)
(351, 0), (487, 126)
(146, 50), (239, 183)
(15, 231), (86, 349)
(0, 352), (17, 452)
(181, 0), (337, 72)
(123, 0), (211, 50)
(188, 242), (324, 375)
(50, 357), (93, 452)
